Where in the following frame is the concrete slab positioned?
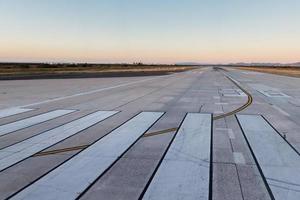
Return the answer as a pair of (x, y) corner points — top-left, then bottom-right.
(237, 164), (272, 200)
(11, 112), (163, 200)
(142, 113), (212, 200)
(249, 83), (290, 98)
(80, 110), (186, 200)
(0, 108), (34, 119)
(212, 163), (243, 200)
(0, 110), (75, 136)
(237, 114), (300, 200)
(0, 110), (91, 149)
(0, 111), (117, 171)
(0, 153), (77, 200)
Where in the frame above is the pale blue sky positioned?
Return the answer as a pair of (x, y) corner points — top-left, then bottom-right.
(0, 0), (299, 63)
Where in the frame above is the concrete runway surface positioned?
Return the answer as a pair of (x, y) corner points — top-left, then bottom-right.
(0, 67), (299, 200)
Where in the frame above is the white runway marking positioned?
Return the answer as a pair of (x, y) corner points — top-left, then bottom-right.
(0, 110), (75, 137)
(215, 102), (228, 105)
(143, 113), (212, 200)
(242, 71), (262, 75)
(0, 108), (34, 119)
(220, 89), (246, 97)
(0, 111), (117, 171)
(237, 114), (300, 200)
(233, 152), (245, 164)
(215, 128), (235, 139)
(11, 112), (163, 200)
(249, 84), (290, 98)
(228, 129), (235, 139)
(259, 90), (290, 98)
(21, 77), (162, 108)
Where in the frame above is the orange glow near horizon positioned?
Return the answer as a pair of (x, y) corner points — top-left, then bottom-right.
(1, 40), (299, 64)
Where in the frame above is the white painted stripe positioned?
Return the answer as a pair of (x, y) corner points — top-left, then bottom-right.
(215, 102), (228, 105)
(228, 129), (235, 139)
(233, 152), (245, 164)
(249, 83), (290, 98)
(21, 77), (162, 108)
(221, 89), (247, 97)
(11, 112), (163, 200)
(237, 115), (300, 200)
(258, 90), (290, 98)
(0, 111), (117, 171)
(0, 110), (75, 137)
(215, 128), (235, 139)
(143, 113), (212, 200)
(242, 71), (262, 75)
(0, 108), (34, 119)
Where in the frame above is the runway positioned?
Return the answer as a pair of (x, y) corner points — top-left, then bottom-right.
(0, 67), (300, 200)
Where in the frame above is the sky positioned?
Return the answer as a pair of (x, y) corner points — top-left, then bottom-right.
(0, 0), (300, 64)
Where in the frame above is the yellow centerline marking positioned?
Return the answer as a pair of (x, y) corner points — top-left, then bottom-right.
(33, 72), (253, 157)
(213, 75), (253, 120)
(33, 145), (89, 157)
(143, 128), (178, 137)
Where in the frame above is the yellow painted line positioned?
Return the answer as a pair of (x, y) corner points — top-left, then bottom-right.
(213, 75), (253, 120)
(33, 128), (178, 157)
(143, 128), (177, 137)
(33, 145), (89, 157)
